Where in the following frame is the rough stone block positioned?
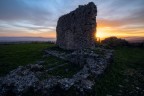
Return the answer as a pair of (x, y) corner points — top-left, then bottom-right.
(56, 2), (97, 50)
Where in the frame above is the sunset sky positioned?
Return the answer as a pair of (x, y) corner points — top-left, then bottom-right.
(0, 0), (144, 41)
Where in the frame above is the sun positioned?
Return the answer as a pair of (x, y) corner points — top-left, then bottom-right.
(95, 31), (107, 40)
(95, 27), (113, 40)
(96, 31), (104, 38)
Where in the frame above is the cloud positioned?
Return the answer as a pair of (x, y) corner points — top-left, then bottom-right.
(97, 0), (144, 28)
(0, 0), (144, 38)
(0, 0), (51, 21)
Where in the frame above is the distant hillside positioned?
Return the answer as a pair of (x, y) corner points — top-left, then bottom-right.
(0, 37), (56, 42)
(123, 37), (144, 43)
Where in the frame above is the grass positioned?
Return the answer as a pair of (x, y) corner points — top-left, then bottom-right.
(0, 43), (144, 95)
(0, 43), (54, 76)
(0, 43), (81, 78)
(48, 63), (81, 77)
(42, 55), (81, 78)
(94, 47), (144, 96)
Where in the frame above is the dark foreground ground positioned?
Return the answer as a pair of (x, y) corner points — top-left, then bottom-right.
(0, 43), (144, 96)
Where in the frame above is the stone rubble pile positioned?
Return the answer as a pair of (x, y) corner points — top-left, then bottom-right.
(0, 48), (113, 96)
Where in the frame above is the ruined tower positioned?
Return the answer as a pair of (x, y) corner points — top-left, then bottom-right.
(56, 2), (97, 50)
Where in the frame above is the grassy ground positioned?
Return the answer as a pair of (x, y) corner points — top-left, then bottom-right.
(42, 55), (81, 78)
(95, 47), (144, 96)
(0, 43), (81, 78)
(0, 43), (144, 95)
(0, 43), (54, 76)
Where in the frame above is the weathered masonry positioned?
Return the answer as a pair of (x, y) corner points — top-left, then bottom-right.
(56, 2), (97, 50)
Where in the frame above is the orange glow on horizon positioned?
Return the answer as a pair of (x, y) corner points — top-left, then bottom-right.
(0, 31), (56, 38)
(1, 21), (144, 41)
(96, 23), (144, 41)
(96, 27), (114, 40)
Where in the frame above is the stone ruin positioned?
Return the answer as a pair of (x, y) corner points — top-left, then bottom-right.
(0, 2), (114, 96)
(0, 48), (113, 96)
(56, 2), (97, 50)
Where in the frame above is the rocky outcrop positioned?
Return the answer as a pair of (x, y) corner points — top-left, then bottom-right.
(56, 2), (97, 50)
(0, 48), (113, 96)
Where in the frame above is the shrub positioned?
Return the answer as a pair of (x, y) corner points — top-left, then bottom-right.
(101, 36), (129, 48)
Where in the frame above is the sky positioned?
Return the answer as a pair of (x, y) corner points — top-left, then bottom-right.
(0, 0), (144, 41)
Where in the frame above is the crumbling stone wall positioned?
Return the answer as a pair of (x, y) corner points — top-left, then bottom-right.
(56, 2), (97, 50)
